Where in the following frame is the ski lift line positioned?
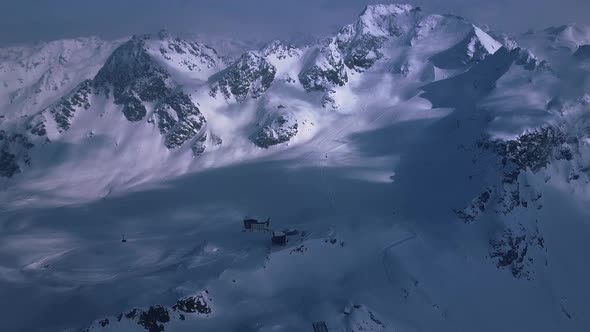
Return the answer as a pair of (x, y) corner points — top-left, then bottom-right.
(381, 232), (418, 288)
(297, 104), (393, 219)
(315, 104), (396, 212)
(295, 105), (368, 167)
(319, 156), (337, 211)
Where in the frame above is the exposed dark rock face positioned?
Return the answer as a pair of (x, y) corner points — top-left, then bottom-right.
(299, 41), (348, 92)
(157, 34), (221, 73)
(121, 94), (148, 122)
(210, 52), (276, 102)
(300, 5), (418, 93)
(94, 37), (173, 122)
(152, 92), (206, 149)
(253, 115), (299, 148)
(299, 63), (348, 92)
(336, 4), (418, 71)
(262, 40), (301, 60)
(489, 222), (546, 279)
(514, 48), (550, 70)
(0, 130), (34, 178)
(344, 36), (385, 70)
(458, 127), (572, 217)
(453, 188), (493, 223)
(94, 36), (207, 147)
(210, 133), (223, 146)
(486, 127), (569, 173)
(28, 120), (47, 137)
(336, 24), (387, 71)
(84, 293), (212, 332)
(492, 128), (574, 215)
(137, 306), (170, 332)
(49, 79), (93, 132)
(172, 295), (212, 314)
(14, 34), (208, 170)
(0, 147), (20, 177)
(191, 133), (207, 156)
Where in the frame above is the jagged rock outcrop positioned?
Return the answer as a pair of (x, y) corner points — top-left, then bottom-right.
(514, 48), (550, 70)
(336, 4), (417, 71)
(261, 40), (301, 60)
(489, 222), (546, 279)
(253, 114), (299, 148)
(210, 51), (276, 102)
(0, 130), (33, 178)
(455, 127), (572, 220)
(151, 91), (205, 149)
(25, 34), (209, 152)
(0, 147), (20, 178)
(299, 4), (418, 91)
(48, 79), (93, 132)
(84, 293), (212, 332)
(156, 30), (222, 75)
(487, 127), (571, 174)
(299, 39), (348, 92)
(94, 36), (173, 122)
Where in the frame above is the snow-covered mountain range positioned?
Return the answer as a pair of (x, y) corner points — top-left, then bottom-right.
(1, 4), (590, 332)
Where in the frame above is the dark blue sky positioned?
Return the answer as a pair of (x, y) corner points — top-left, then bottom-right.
(1, 0), (588, 46)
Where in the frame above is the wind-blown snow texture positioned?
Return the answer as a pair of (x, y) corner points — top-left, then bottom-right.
(1, 4), (590, 332)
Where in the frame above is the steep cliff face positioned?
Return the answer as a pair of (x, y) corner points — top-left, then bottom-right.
(94, 37), (174, 122)
(209, 51), (277, 102)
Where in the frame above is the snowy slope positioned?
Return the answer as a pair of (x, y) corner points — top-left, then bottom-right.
(1, 3), (590, 332)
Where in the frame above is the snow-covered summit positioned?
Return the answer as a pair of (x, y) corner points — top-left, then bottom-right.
(209, 51), (277, 102)
(348, 4), (416, 38)
(430, 25), (501, 69)
(145, 30), (224, 81)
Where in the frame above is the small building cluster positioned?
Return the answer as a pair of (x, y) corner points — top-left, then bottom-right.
(271, 231), (287, 245)
(243, 217), (270, 230)
(242, 217), (302, 247)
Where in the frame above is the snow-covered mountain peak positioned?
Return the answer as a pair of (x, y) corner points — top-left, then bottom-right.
(336, 3), (423, 49)
(353, 3), (416, 37)
(430, 25), (501, 69)
(91, 32), (224, 83)
(209, 50), (277, 102)
(472, 26), (502, 54)
(93, 36), (173, 107)
(261, 40), (301, 59)
(143, 32), (224, 81)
